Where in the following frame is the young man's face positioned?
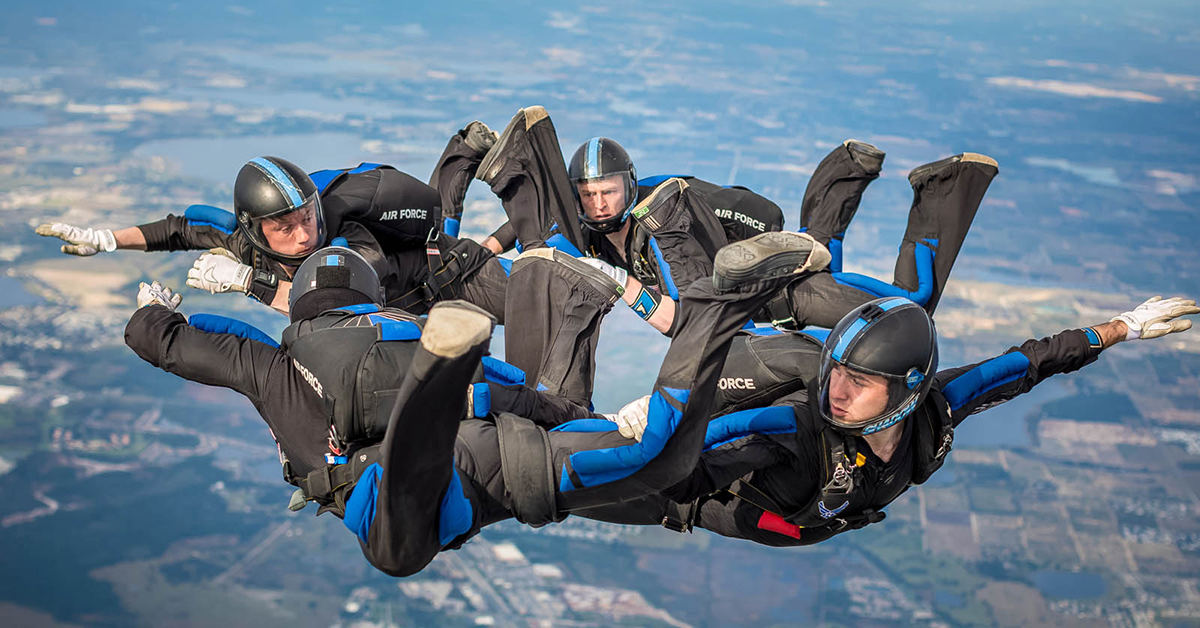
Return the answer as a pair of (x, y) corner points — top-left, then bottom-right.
(260, 205), (319, 258)
(576, 175), (628, 223)
(827, 363), (890, 425)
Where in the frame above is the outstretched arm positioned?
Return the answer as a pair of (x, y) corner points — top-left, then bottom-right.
(125, 282), (282, 400)
(937, 296), (1197, 426)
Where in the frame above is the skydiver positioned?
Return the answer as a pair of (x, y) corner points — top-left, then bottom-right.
(124, 231), (833, 576)
(35, 144), (509, 320)
(462, 106), (998, 399)
(577, 294), (1199, 546)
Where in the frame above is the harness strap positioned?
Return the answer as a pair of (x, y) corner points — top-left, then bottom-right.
(495, 412), (559, 527)
(660, 498), (701, 533)
(292, 444), (383, 518)
(761, 290), (797, 330)
(386, 231), (465, 312)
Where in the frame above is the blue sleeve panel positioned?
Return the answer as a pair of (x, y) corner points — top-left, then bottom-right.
(495, 257), (513, 276)
(481, 356), (526, 386)
(550, 419), (620, 433)
(183, 205), (237, 235)
(330, 236), (348, 247)
(545, 233), (584, 258)
(560, 386), (690, 492)
(437, 467), (474, 545)
(647, 237), (680, 301)
(941, 351), (1032, 412)
(442, 218), (460, 238)
(831, 239), (936, 306)
(703, 405), (797, 452)
(343, 463), (381, 543)
(342, 462), (473, 547)
(470, 383), (491, 417)
(187, 313), (279, 348)
(371, 319), (423, 341)
(639, 174), (691, 187)
(828, 234), (844, 273)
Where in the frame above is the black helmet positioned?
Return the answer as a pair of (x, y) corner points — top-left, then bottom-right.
(817, 297), (938, 436)
(288, 246), (384, 322)
(568, 137), (637, 234)
(234, 156), (327, 264)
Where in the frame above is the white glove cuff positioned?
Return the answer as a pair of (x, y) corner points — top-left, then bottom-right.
(97, 229), (117, 252)
(231, 264), (253, 293)
(1111, 313), (1141, 341)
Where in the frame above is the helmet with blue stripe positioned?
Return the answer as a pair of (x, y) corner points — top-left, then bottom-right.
(817, 297), (938, 435)
(288, 246), (384, 322)
(234, 156), (327, 264)
(568, 137), (637, 234)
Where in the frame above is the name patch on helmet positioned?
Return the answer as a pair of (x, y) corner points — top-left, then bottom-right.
(380, 208), (427, 221)
(718, 377), (756, 391)
(293, 358), (324, 397)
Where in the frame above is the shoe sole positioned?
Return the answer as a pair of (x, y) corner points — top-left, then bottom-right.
(907, 152), (999, 187)
(421, 301), (495, 358)
(462, 120), (499, 155)
(476, 106), (549, 184)
(631, 177), (687, 232)
(713, 232), (830, 293)
(513, 248), (624, 302)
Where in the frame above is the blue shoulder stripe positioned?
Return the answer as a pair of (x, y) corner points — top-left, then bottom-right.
(638, 174), (690, 187)
(335, 303), (381, 314)
(183, 204), (237, 235)
(373, 319), (422, 341)
(188, 313), (279, 348)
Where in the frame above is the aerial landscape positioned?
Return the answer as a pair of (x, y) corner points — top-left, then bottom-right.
(1, 1), (1198, 626)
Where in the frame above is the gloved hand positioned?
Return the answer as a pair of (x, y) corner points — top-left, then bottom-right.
(579, 257), (628, 289)
(1111, 296), (1199, 340)
(603, 394), (651, 441)
(186, 248), (252, 294)
(137, 281), (182, 311)
(35, 222), (117, 256)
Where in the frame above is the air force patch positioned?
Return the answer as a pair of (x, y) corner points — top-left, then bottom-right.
(818, 500), (849, 519)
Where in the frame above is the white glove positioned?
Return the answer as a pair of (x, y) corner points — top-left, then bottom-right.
(137, 281), (182, 311)
(603, 394), (651, 441)
(580, 257), (628, 288)
(1111, 296), (1199, 340)
(186, 248), (252, 294)
(35, 222), (117, 256)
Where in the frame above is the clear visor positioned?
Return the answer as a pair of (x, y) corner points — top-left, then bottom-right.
(818, 355), (922, 435)
(247, 192), (326, 263)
